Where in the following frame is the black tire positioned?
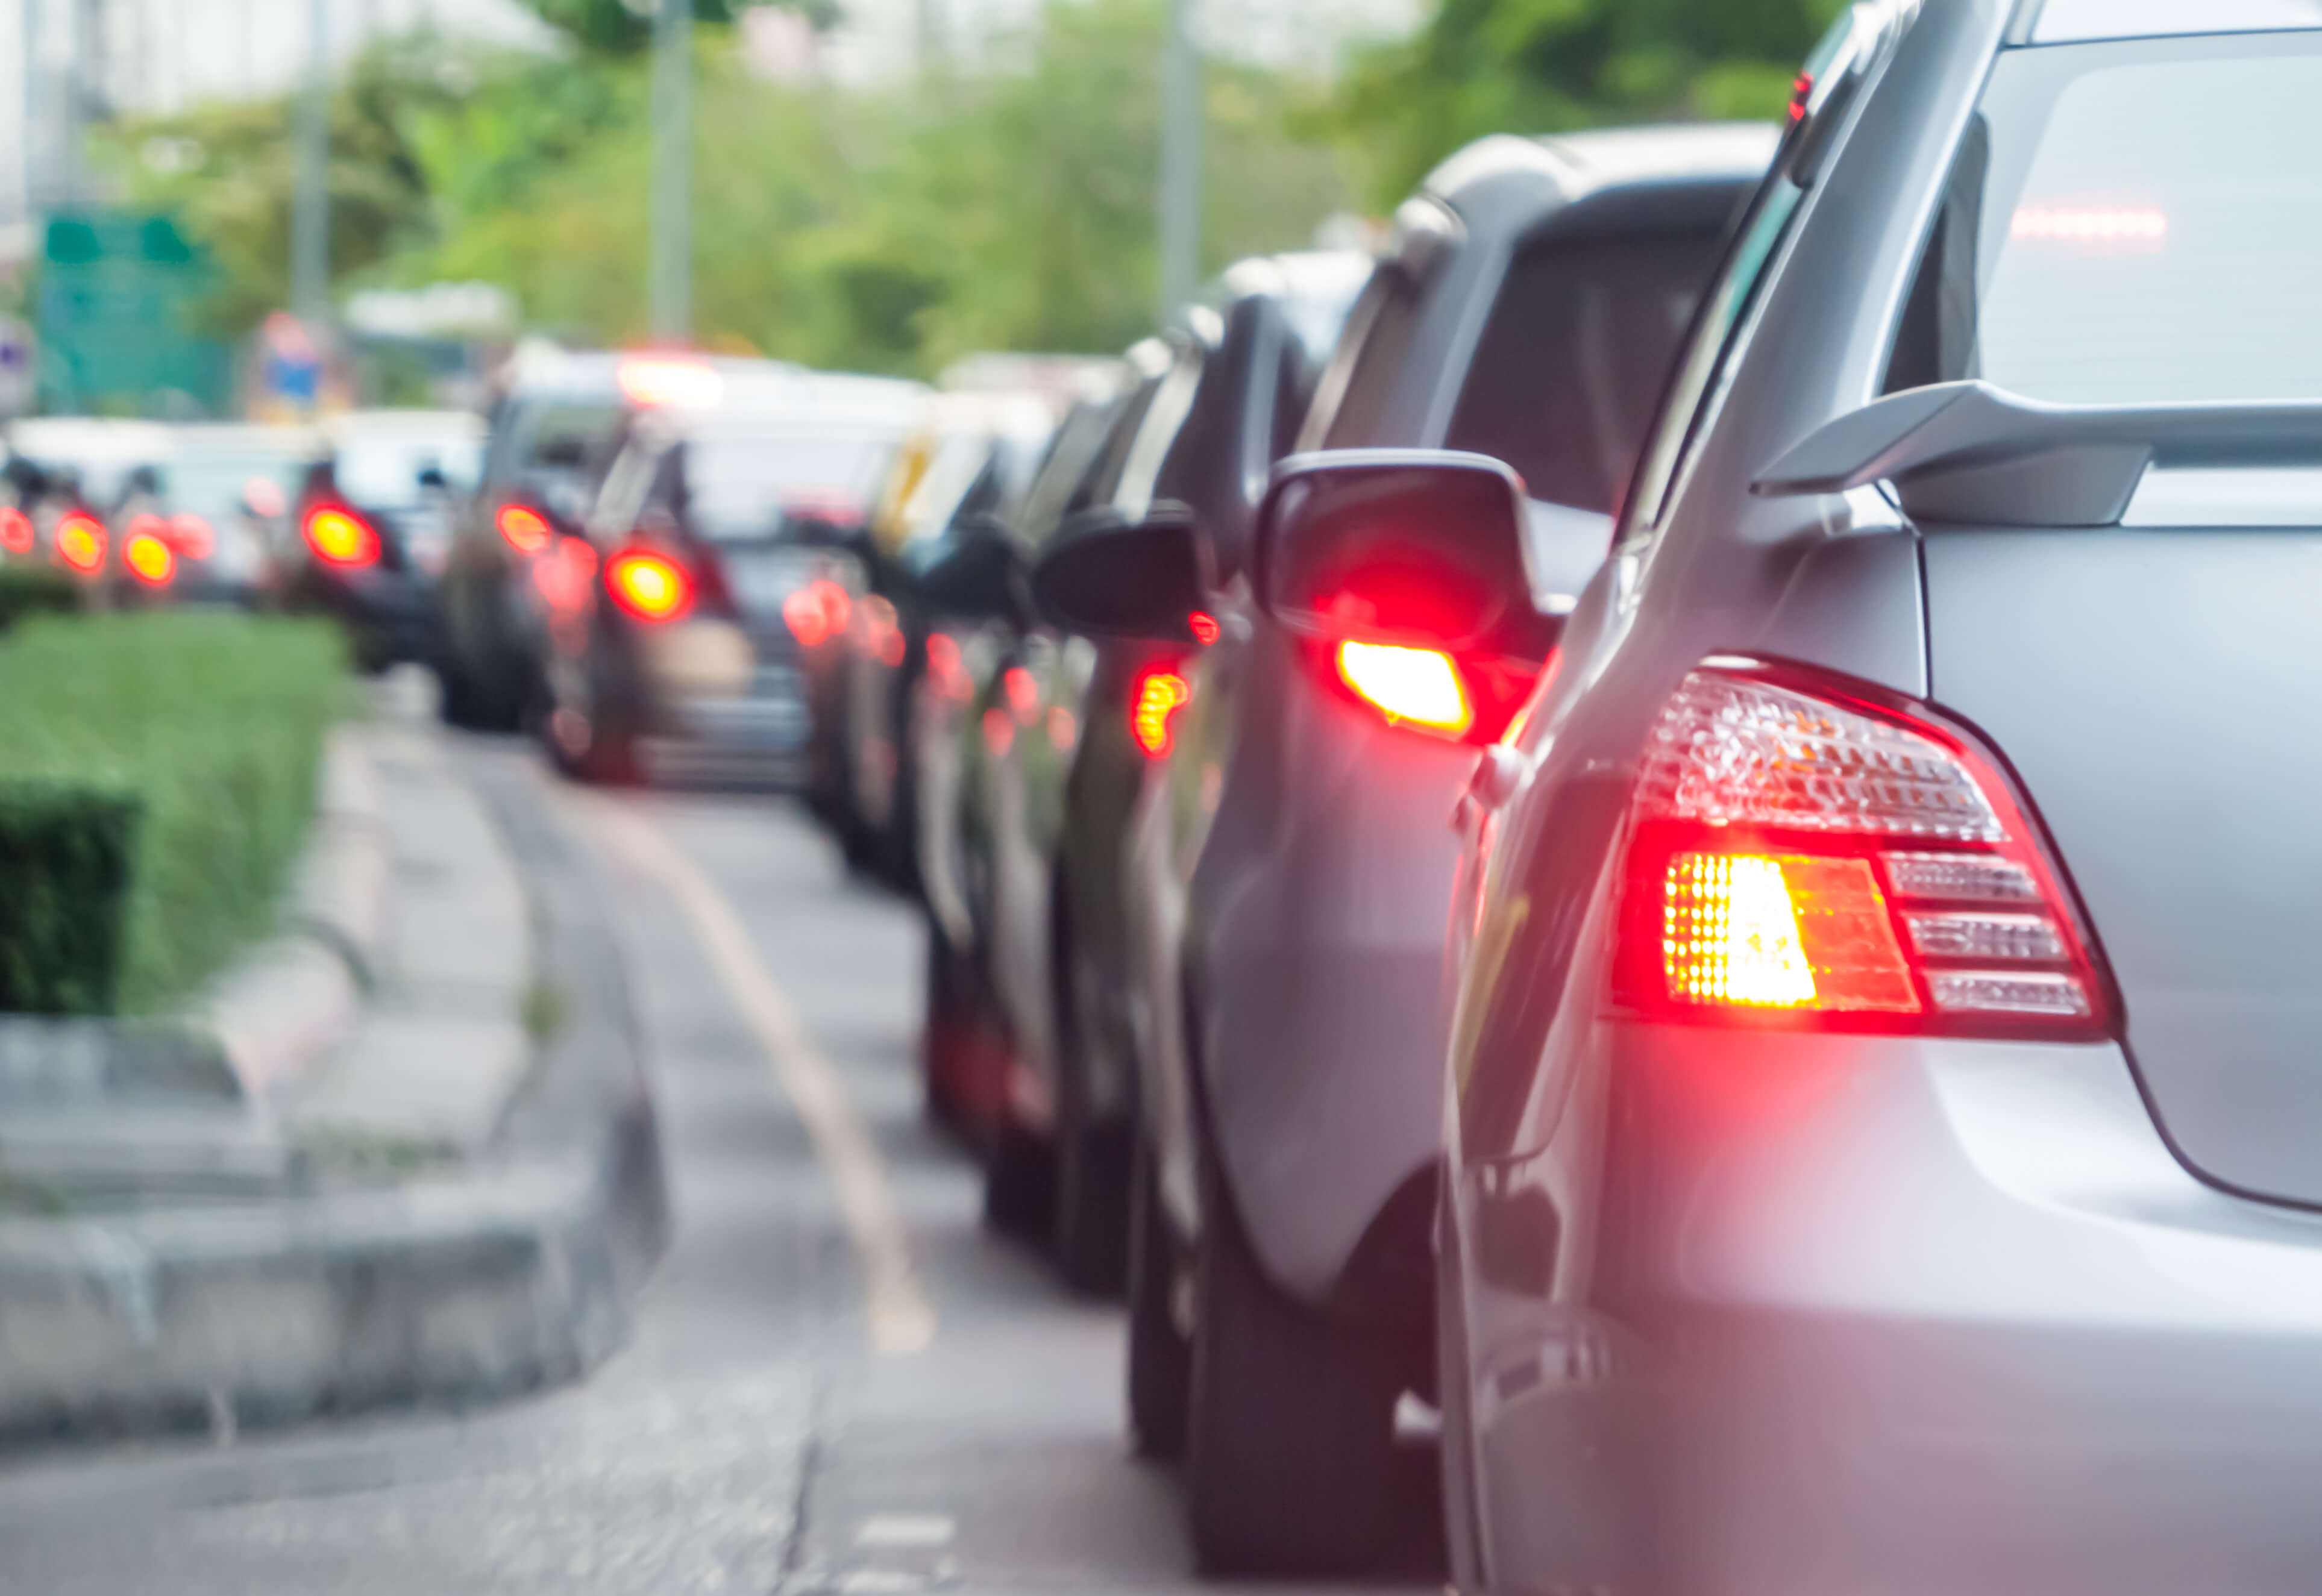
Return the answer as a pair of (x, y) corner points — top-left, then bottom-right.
(1184, 1147), (1398, 1577)
(1437, 1198), (1489, 1594)
(982, 1122), (1053, 1242)
(1125, 1134), (1190, 1459)
(921, 925), (1000, 1136)
(1050, 919), (1131, 1295)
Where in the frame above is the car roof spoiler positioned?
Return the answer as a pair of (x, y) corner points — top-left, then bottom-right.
(1753, 380), (2322, 527)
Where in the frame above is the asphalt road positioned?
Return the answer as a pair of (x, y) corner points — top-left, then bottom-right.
(0, 727), (1442, 1595)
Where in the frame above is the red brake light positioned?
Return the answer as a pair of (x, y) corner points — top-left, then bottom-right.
(1613, 664), (2112, 1036)
(124, 530), (175, 587)
(1788, 72), (1814, 122)
(1132, 668), (1192, 758)
(1189, 610), (1220, 645)
(782, 578), (851, 648)
(55, 513), (105, 575)
(1336, 640), (1472, 738)
(0, 507), (36, 555)
(304, 506), (379, 569)
(606, 548), (694, 623)
(167, 513), (215, 560)
(618, 355), (724, 410)
(497, 504), (553, 556)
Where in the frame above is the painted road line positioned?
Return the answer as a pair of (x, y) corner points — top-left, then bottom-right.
(583, 796), (937, 1356)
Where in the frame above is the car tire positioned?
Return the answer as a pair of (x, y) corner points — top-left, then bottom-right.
(1125, 1134), (1190, 1459)
(1050, 921), (1131, 1295)
(920, 925), (1000, 1137)
(982, 1122), (1053, 1242)
(1436, 1195), (1489, 1594)
(1184, 1145), (1397, 1577)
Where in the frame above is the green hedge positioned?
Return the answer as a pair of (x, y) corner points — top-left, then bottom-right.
(0, 566), (83, 633)
(0, 614), (348, 1015)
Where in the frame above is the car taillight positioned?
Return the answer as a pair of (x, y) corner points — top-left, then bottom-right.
(168, 513), (215, 560)
(1613, 663), (2112, 1036)
(605, 547), (694, 623)
(782, 577), (850, 648)
(124, 528), (175, 587)
(497, 504), (553, 556)
(55, 513), (105, 575)
(0, 507), (35, 555)
(1132, 668), (1192, 758)
(304, 505), (379, 568)
(1336, 640), (1472, 738)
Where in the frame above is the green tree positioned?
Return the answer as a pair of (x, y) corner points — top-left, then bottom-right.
(1333, 0), (1846, 206)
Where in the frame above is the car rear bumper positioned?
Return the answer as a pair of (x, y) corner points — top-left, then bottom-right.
(1474, 1025), (2322, 1595)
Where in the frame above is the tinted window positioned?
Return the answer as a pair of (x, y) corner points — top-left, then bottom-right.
(683, 432), (900, 541)
(1446, 228), (1725, 516)
(1318, 268), (1423, 450)
(1944, 38), (2322, 404)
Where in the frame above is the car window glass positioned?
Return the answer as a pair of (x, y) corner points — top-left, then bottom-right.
(1446, 227), (1725, 518)
(683, 431), (901, 541)
(1317, 266), (1424, 451)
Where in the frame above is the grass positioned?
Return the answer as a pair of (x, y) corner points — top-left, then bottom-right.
(0, 612), (348, 1014)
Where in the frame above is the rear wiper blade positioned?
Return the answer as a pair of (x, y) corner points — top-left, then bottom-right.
(1753, 380), (2322, 527)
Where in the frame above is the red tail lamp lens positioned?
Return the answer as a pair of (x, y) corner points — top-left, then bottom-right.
(497, 504), (553, 556)
(782, 578), (851, 648)
(0, 507), (34, 555)
(168, 513), (215, 560)
(124, 531), (176, 587)
(1189, 610), (1220, 646)
(304, 506), (379, 568)
(1132, 669), (1192, 758)
(55, 513), (105, 575)
(606, 548), (694, 623)
(1335, 640), (1472, 737)
(1615, 666), (2112, 1036)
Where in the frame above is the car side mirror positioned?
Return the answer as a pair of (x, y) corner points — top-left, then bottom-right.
(918, 521), (1028, 622)
(1253, 450), (1545, 656)
(1029, 505), (1211, 645)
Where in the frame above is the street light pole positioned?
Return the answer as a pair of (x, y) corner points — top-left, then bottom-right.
(291, 0), (331, 325)
(649, 0), (692, 344)
(1156, 0), (1200, 322)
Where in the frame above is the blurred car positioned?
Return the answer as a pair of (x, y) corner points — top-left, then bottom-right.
(138, 425), (322, 604)
(278, 410), (483, 671)
(817, 389), (1061, 884)
(1032, 126), (1776, 1572)
(436, 349), (691, 730)
(937, 254), (1368, 1293)
(537, 368), (924, 786)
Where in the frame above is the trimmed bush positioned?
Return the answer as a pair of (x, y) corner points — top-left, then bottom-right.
(0, 566), (83, 633)
(0, 614), (348, 1015)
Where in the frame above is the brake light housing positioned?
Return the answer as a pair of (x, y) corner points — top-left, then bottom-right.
(54, 513), (105, 575)
(124, 528), (175, 587)
(0, 507), (35, 555)
(497, 503), (553, 557)
(1612, 662), (2113, 1037)
(782, 577), (850, 648)
(605, 547), (694, 623)
(304, 505), (379, 569)
(1132, 668), (1192, 758)
(168, 513), (215, 560)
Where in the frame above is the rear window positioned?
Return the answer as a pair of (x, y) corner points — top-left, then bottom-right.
(683, 432), (900, 542)
(1446, 228), (1726, 515)
(1893, 34), (2322, 404)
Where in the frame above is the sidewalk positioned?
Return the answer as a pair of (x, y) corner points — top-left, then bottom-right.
(0, 690), (666, 1444)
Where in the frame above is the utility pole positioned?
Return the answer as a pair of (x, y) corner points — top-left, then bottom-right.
(291, 0), (330, 323)
(648, 0), (691, 344)
(915, 0), (941, 75)
(20, 0), (41, 220)
(1156, 0), (1200, 322)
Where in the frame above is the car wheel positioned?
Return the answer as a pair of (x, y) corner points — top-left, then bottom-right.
(1184, 1144), (1397, 1577)
(1437, 1194), (1488, 1594)
(920, 925), (1001, 1137)
(1125, 1133), (1189, 1459)
(1050, 916), (1130, 1295)
(982, 1121), (1053, 1242)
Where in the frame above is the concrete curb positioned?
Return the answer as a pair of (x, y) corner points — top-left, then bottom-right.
(0, 736), (667, 1446)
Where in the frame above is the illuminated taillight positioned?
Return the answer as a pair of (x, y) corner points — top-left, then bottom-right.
(781, 577), (850, 648)
(0, 507), (35, 555)
(1132, 669), (1191, 758)
(1336, 640), (1472, 738)
(618, 355), (724, 410)
(1190, 610), (1220, 645)
(1613, 665), (2111, 1034)
(124, 530), (175, 587)
(168, 513), (215, 560)
(497, 504), (553, 556)
(304, 506), (379, 568)
(55, 513), (105, 575)
(606, 548), (694, 623)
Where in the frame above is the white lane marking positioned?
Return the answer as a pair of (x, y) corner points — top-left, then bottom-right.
(583, 797), (938, 1356)
(854, 1514), (956, 1549)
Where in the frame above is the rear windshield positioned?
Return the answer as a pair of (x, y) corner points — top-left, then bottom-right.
(1445, 227), (1725, 516)
(1891, 34), (2322, 404)
(683, 432), (900, 542)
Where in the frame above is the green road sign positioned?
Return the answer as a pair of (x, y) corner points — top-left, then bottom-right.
(37, 211), (233, 418)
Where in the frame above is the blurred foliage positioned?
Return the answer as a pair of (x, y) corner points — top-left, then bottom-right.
(0, 566), (84, 634)
(0, 780), (138, 1016)
(1328, 0), (1847, 205)
(96, 0), (1840, 372)
(0, 615), (347, 1014)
